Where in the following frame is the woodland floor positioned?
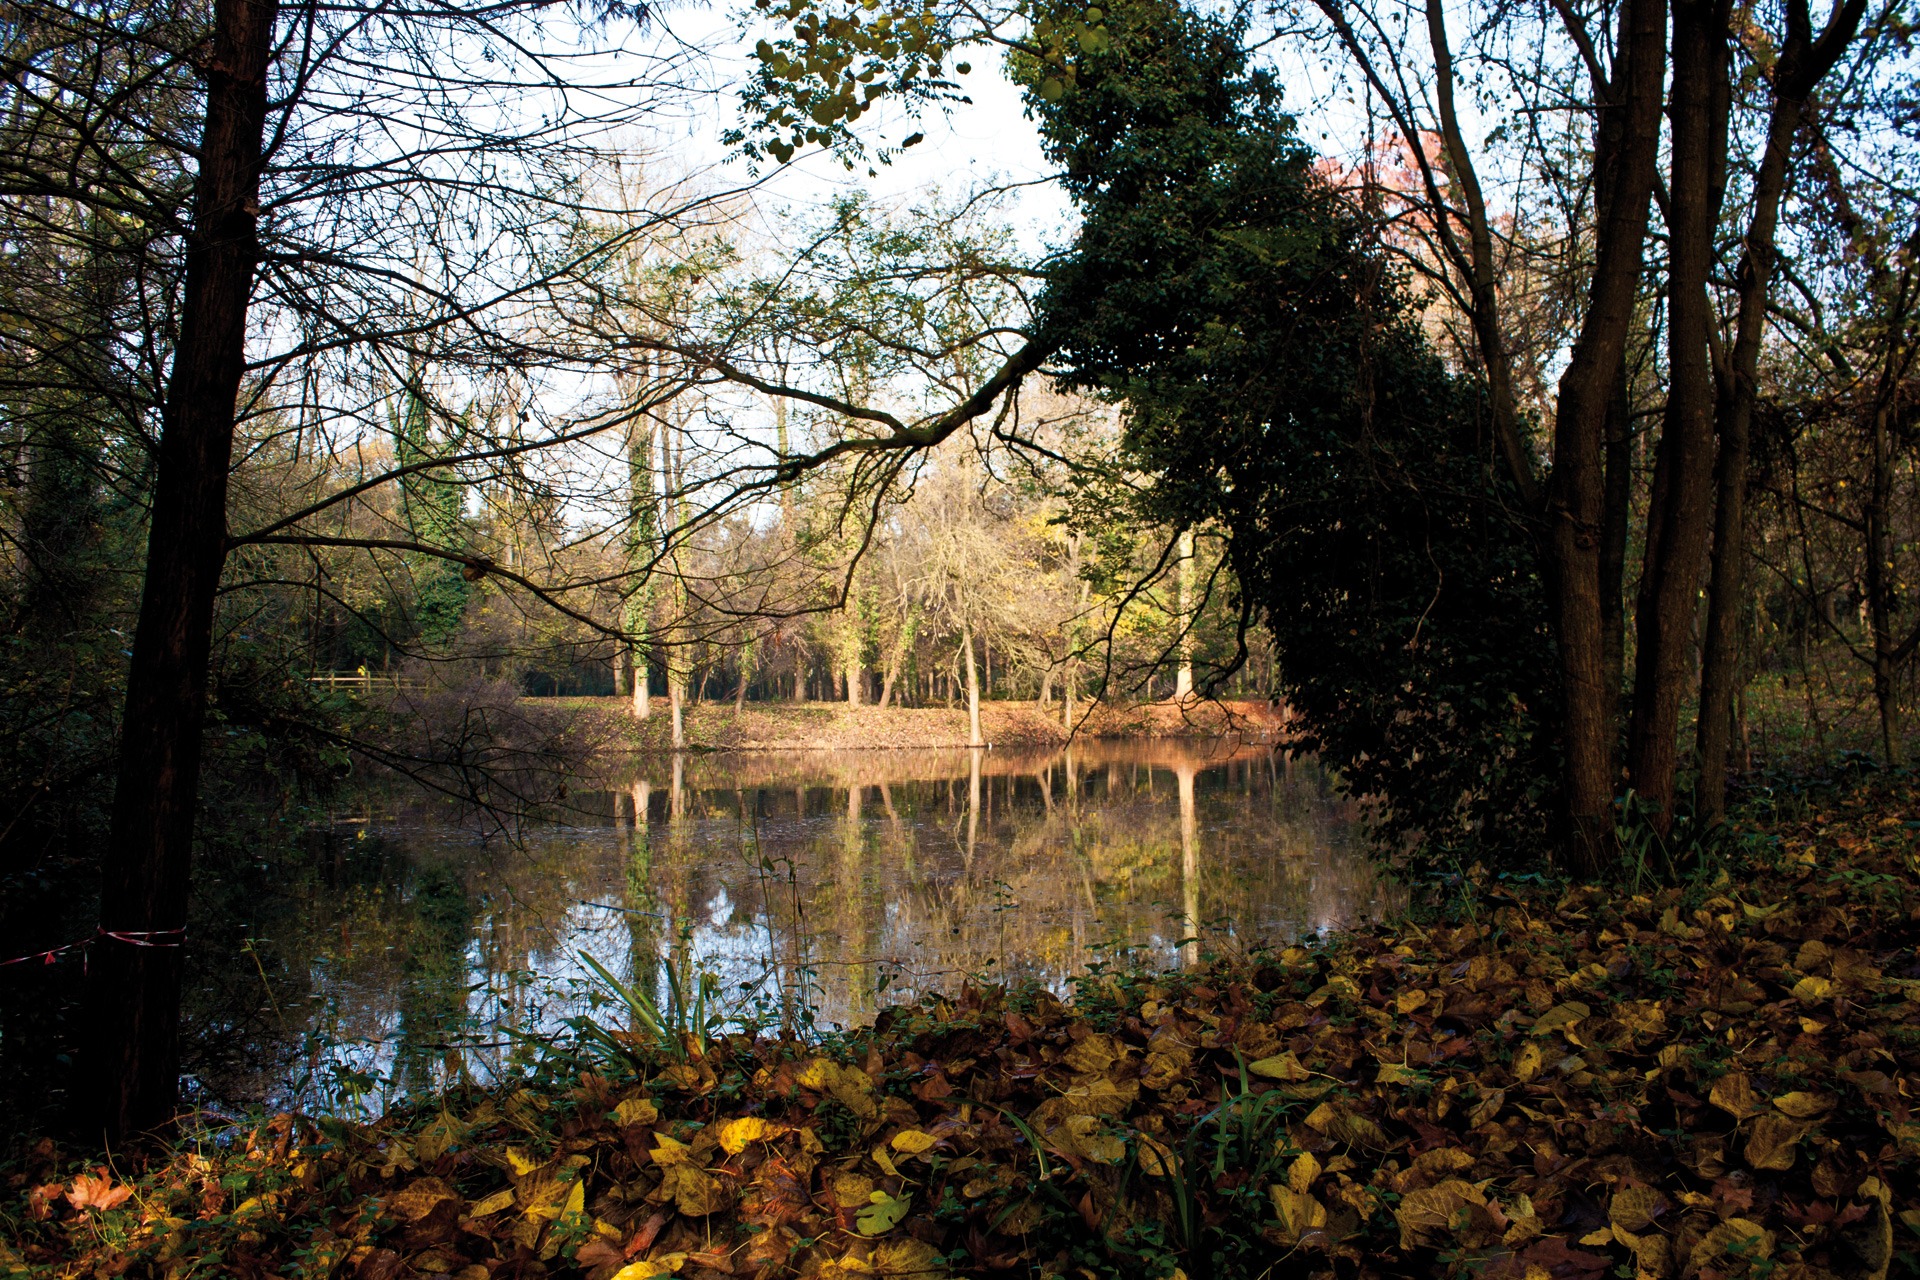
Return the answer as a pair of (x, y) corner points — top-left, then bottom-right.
(5, 767), (1918, 1280)
(553, 698), (1291, 752)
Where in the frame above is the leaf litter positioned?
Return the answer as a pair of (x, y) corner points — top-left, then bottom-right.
(5, 776), (1919, 1279)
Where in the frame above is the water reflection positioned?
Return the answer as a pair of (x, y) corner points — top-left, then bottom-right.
(193, 742), (1398, 1110)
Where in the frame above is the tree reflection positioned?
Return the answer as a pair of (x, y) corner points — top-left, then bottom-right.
(188, 741), (1397, 1108)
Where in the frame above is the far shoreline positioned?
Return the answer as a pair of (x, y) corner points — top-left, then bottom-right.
(546, 695), (1293, 753)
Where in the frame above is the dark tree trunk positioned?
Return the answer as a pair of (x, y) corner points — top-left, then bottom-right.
(1546, 0), (1667, 875)
(1600, 362), (1633, 749)
(1626, 0), (1730, 832)
(84, 0), (276, 1142)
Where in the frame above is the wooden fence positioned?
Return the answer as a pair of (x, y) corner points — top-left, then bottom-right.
(307, 672), (422, 694)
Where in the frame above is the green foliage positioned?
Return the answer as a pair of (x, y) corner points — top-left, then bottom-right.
(1029, 0), (1560, 870)
(727, 0), (966, 168)
(390, 380), (471, 647)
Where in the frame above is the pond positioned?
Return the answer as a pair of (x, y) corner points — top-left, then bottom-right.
(182, 740), (1400, 1115)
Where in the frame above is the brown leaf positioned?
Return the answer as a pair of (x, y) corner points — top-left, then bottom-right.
(1609, 1185), (1667, 1234)
(353, 1248), (405, 1280)
(384, 1175), (459, 1223)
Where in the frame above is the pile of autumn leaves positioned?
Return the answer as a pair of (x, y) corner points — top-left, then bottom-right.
(5, 780), (1919, 1280)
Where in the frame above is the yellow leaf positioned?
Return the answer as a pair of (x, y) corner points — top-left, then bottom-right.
(609, 1256), (687, 1280)
(1375, 1063), (1425, 1086)
(527, 1176), (584, 1223)
(657, 1164), (729, 1217)
(650, 1134), (694, 1167)
(872, 1237), (946, 1276)
(1501, 1192), (1543, 1247)
(856, 1190), (911, 1236)
(1658, 905), (1701, 939)
(1056, 1114), (1125, 1164)
(1792, 975), (1834, 1002)
(1771, 1091), (1834, 1119)
(504, 1148), (543, 1178)
(795, 1058), (878, 1121)
(1513, 1041), (1544, 1083)
(715, 1117), (785, 1154)
(1247, 1052), (1310, 1081)
(613, 1098), (659, 1129)
(1580, 1228), (1615, 1246)
(1137, 1134), (1178, 1178)
(1687, 1219), (1771, 1273)
(1744, 1115), (1807, 1171)
(1395, 989), (1430, 1013)
(1267, 1185), (1327, 1243)
(1528, 1002), (1591, 1038)
(1627, 1233), (1672, 1279)
(890, 1129), (938, 1154)
(1394, 1179), (1485, 1250)
(831, 1172), (875, 1209)
(1305, 1101), (1391, 1150)
(1061, 1033), (1127, 1075)
(1288, 1151), (1320, 1195)
(470, 1189), (514, 1217)
(1709, 1073), (1762, 1119)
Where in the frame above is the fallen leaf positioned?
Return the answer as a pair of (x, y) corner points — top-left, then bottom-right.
(1744, 1115), (1807, 1171)
(856, 1190), (911, 1236)
(65, 1170), (132, 1214)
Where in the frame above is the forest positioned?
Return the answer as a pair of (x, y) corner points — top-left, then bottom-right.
(3, 0), (1920, 1273)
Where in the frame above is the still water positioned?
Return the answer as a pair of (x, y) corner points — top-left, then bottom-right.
(186, 741), (1398, 1112)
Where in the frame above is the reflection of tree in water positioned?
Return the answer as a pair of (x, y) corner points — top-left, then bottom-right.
(183, 743), (1397, 1105)
(394, 863), (475, 1093)
(719, 745), (1398, 1023)
(621, 780), (658, 1015)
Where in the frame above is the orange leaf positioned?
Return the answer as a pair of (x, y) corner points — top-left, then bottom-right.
(67, 1169), (133, 1213)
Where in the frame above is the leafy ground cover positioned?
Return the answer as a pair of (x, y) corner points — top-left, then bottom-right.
(5, 773), (1918, 1280)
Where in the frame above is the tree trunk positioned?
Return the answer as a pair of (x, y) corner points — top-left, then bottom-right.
(85, 0), (277, 1143)
(1867, 400), (1905, 765)
(1626, 0), (1730, 832)
(963, 624), (983, 747)
(1175, 527), (1195, 699)
(1423, 0), (1540, 513)
(670, 664), (686, 749)
(1601, 365), (1633, 748)
(878, 605), (916, 709)
(1698, 0), (1866, 813)
(1545, 0), (1666, 875)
